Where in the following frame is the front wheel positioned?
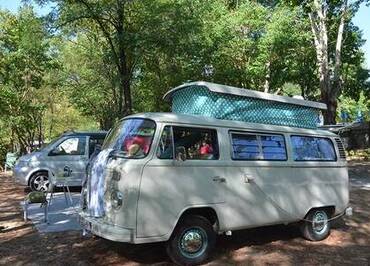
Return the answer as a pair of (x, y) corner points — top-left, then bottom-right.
(29, 172), (50, 192)
(301, 209), (331, 241)
(166, 215), (216, 266)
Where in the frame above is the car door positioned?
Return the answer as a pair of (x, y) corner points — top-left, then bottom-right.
(222, 131), (290, 230)
(48, 136), (88, 186)
(137, 124), (226, 238)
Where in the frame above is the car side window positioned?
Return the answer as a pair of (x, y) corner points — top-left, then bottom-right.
(173, 126), (219, 160)
(231, 132), (287, 161)
(89, 137), (105, 156)
(291, 135), (336, 161)
(157, 126), (174, 159)
(52, 137), (86, 156)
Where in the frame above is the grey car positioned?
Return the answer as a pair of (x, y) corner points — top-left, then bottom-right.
(13, 131), (107, 191)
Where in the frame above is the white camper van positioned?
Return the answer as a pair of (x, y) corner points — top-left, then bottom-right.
(80, 111), (350, 265)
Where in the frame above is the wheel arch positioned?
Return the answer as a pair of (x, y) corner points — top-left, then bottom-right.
(27, 168), (53, 186)
(305, 205), (336, 219)
(173, 206), (220, 234)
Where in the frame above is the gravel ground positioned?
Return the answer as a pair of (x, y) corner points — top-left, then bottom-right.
(1, 162), (369, 266)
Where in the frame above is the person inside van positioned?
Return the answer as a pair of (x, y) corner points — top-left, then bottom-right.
(123, 135), (151, 155)
(200, 139), (214, 159)
(127, 143), (144, 158)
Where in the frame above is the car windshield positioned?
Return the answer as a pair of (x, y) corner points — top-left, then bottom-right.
(36, 137), (60, 151)
(102, 118), (156, 159)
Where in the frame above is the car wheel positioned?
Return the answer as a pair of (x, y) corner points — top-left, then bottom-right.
(301, 209), (331, 241)
(166, 215), (216, 266)
(29, 172), (50, 192)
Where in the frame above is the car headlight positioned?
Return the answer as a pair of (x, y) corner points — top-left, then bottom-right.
(16, 160), (29, 167)
(111, 190), (123, 209)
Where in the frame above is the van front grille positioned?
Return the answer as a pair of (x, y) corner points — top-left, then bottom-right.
(335, 138), (346, 159)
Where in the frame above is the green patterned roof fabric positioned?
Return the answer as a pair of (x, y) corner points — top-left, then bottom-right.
(164, 82), (326, 129)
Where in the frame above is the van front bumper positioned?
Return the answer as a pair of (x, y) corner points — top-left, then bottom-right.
(79, 212), (134, 243)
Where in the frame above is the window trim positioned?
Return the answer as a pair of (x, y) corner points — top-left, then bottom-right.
(156, 125), (175, 160)
(157, 125), (220, 160)
(229, 131), (288, 161)
(290, 135), (337, 162)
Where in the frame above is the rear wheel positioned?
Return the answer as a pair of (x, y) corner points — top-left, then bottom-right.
(166, 215), (216, 266)
(301, 209), (331, 241)
(29, 172), (49, 192)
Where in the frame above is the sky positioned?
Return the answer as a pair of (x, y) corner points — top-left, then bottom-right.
(0, 0), (369, 67)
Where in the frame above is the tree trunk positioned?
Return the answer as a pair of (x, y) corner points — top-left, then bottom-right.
(263, 60), (271, 93)
(321, 91), (337, 124)
(331, 0), (347, 118)
(309, 0), (334, 124)
(116, 1), (132, 117)
(308, 0), (350, 124)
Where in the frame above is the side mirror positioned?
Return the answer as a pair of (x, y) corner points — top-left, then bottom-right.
(48, 148), (58, 156)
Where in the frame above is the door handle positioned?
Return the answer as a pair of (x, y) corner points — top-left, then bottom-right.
(244, 174), (254, 183)
(212, 176), (226, 183)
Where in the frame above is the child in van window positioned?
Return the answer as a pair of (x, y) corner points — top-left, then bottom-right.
(200, 140), (213, 159)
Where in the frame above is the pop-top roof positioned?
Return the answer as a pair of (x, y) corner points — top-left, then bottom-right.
(163, 81), (327, 110)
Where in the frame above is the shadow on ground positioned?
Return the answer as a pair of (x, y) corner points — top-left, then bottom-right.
(1, 166), (370, 265)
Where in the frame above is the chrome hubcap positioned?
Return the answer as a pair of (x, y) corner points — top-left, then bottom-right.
(179, 228), (207, 258)
(33, 175), (49, 191)
(312, 211), (328, 234)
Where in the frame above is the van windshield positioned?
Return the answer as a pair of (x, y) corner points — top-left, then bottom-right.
(102, 118), (156, 159)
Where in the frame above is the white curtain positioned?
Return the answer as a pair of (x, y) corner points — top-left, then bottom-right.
(88, 149), (113, 217)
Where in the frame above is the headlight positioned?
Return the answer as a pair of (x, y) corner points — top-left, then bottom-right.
(16, 160), (29, 167)
(111, 190), (123, 209)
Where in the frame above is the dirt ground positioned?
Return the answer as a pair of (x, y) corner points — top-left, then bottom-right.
(1, 163), (370, 266)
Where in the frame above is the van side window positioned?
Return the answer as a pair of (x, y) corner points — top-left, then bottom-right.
(231, 133), (287, 160)
(231, 134), (260, 159)
(291, 136), (336, 161)
(172, 127), (219, 160)
(157, 126), (174, 159)
(261, 135), (287, 160)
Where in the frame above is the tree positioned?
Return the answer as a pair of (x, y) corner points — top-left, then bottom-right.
(0, 6), (54, 152)
(38, 0), (147, 118)
(287, 0), (369, 124)
(60, 32), (121, 129)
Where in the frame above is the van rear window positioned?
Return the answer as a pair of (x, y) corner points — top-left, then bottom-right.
(231, 133), (287, 161)
(291, 136), (336, 161)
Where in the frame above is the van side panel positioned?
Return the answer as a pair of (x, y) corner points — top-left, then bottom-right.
(136, 159), (226, 238)
(219, 131), (349, 230)
(135, 124), (349, 240)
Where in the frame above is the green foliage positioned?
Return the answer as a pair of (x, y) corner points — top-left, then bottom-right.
(0, 6), (98, 161)
(0, 0), (369, 160)
(337, 92), (370, 122)
(0, 6), (52, 152)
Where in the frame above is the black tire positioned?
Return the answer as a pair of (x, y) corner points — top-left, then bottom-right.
(301, 209), (331, 241)
(166, 215), (216, 266)
(29, 172), (50, 192)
